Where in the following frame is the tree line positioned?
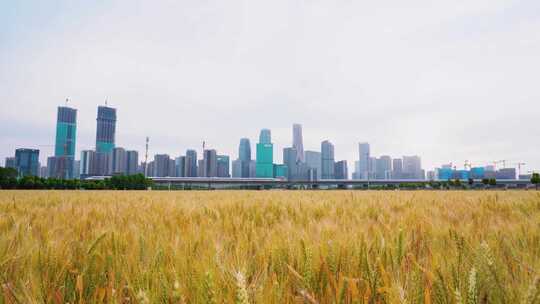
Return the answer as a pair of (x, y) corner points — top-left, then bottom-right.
(0, 167), (153, 190)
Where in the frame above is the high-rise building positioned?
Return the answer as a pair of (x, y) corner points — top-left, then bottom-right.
(51, 106), (77, 179)
(392, 158), (403, 179)
(80, 150), (97, 177)
(402, 155), (423, 179)
(147, 161), (155, 177)
(175, 156), (186, 177)
(375, 156), (392, 180)
(369, 157), (377, 179)
(283, 147), (298, 180)
(111, 147), (127, 175)
(321, 140), (335, 179)
(217, 155), (230, 177)
(197, 160), (205, 177)
(96, 106), (117, 153)
(203, 149), (218, 177)
(15, 148), (40, 177)
(4, 157), (16, 169)
(238, 138), (251, 178)
(334, 160), (348, 180)
(292, 124), (305, 163)
(353, 161), (361, 179)
(259, 129), (271, 144)
(73, 160), (80, 179)
(55, 106), (77, 157)
(185, 150), (198, 177)
(305, 151), (321, 180)
(239, 138), (251, 162)
(154, 154), (172, 177)
(248, 160), (257, 178)
(48, 156), (75, 179)
(126, 151), (139, 175)
(256, 129), (274, 178)
(358, 143), (370, 179)
(231, 159), (242, 178)
(40, 166), (48, 178)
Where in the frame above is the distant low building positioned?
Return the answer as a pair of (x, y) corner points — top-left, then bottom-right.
(496, 168), (516, 180)
(5, 157), (16, 169)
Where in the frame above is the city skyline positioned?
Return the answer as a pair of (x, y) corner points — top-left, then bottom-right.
(1, 1), (539, 173)
(1, 102), (537, 176)
(2, 103), (534, 182)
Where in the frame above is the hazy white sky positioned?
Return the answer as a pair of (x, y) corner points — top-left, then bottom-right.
(1, 0), (539, 172)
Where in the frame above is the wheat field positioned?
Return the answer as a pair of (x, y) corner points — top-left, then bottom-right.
(0, 190), (539, 303)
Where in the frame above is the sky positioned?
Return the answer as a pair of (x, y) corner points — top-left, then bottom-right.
(1, 0), (539, 173)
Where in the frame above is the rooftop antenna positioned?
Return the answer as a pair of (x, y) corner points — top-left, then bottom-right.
(202, 140), (206, 151)
(105, 98), (108, 107)
(65, 98), (69, 106)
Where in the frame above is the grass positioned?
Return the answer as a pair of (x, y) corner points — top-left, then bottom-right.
(1, 190), (540, 303)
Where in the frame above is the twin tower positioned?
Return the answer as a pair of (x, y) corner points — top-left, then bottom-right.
(48, 104), (116, 179)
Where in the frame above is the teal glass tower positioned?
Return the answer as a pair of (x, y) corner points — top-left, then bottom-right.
(96, 106), (117, 153)
(256, 129), (274, 178)
(54, 106), (77, 157)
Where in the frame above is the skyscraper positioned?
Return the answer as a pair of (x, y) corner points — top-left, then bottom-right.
(256, 129), (274, 178)
(126, 150), (139, 175)
(203, 149), (218, 177)
(259, 129), (271, 144)
(358, 143), (370, 179)
(217, 155), (230, 177)
(239, 138), (251, 162)
(197, 159), (205, 177)
(305, 150), (322, 180)
(184, 150), (198, 177)
(248, 160), (257, 178)
(392, 158), (403, 179)
(80, 150), (97, 177)
(238, 138), (251, 178)
(402, 155), (423, 179)
(283, 147), (298, 180)
(231, 159), (242, 178)
(96, 105), (117, 153)
(55, 106), (77, 158)
(15, 148), (40, 177)
(154, 154), (172, 177)
(321, 140), (335, 179)
(111, 147), (127, 175)
(50, 106), (77, 179)
(334, 160), (348, 180)
(292, 124), (305, 163)
(375, 156), (392, 180)
(175, 156), (186, 177)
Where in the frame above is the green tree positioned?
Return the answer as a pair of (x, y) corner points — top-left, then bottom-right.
(531, 173), (540, 190)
